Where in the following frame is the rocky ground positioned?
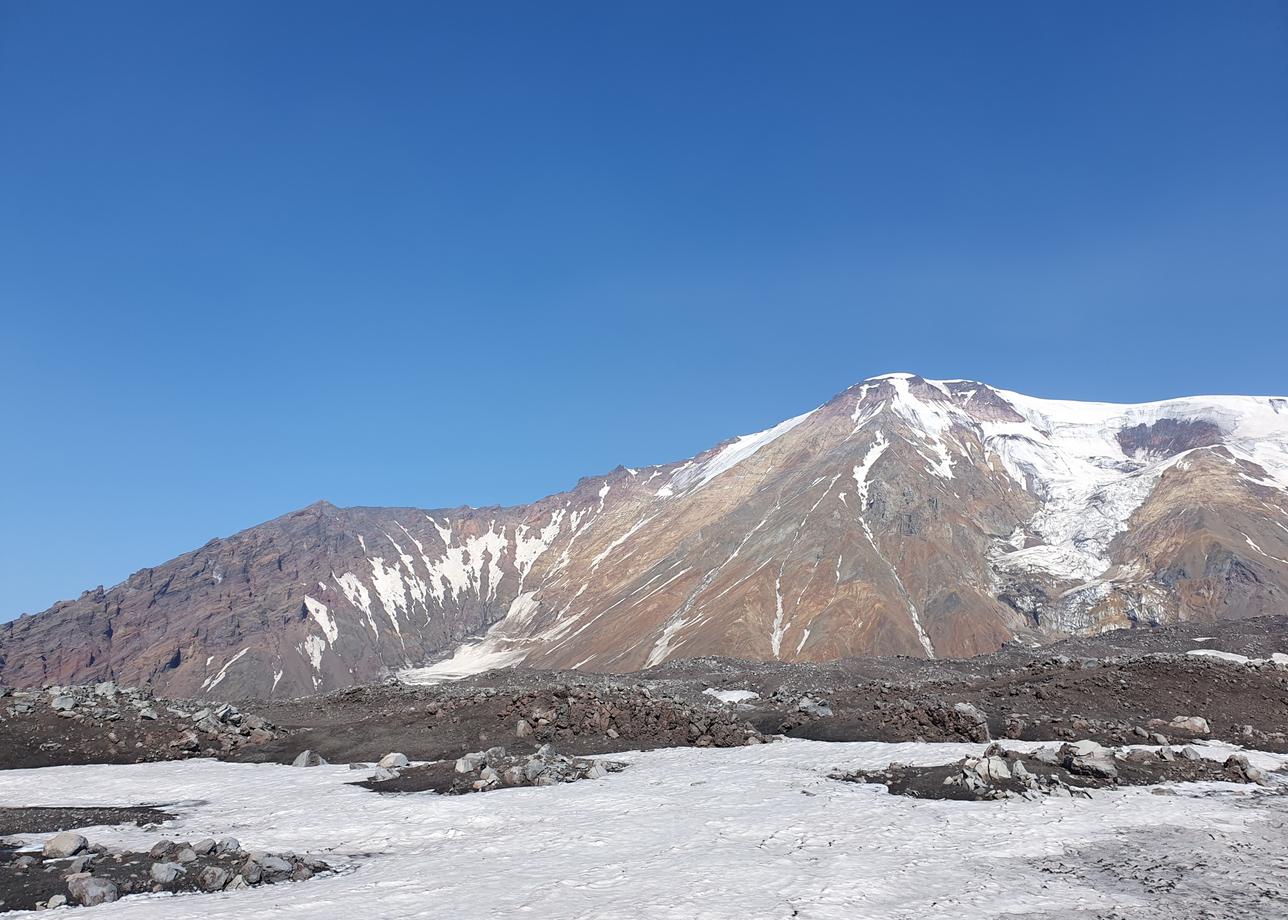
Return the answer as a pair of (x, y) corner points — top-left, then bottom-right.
(232, 615), (1288, 767)
(0, 827), (328, 911)
(835, 740), (1282, 801)
(342, 743), (626, 794)
(2, 616), (1285, 773)
(0, 683), (279, 769)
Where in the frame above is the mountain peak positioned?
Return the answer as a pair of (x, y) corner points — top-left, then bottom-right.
(3, 378), (1287, 698)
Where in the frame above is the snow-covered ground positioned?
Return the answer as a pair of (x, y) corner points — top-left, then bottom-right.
(2, 740), (1285, 919)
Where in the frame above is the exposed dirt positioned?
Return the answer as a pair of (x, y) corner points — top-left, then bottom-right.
(0, 807), (172, 836)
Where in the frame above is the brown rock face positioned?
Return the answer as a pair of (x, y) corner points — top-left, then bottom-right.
(3, 374), (1287, 698)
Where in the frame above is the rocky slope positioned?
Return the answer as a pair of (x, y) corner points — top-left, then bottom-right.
(3, 373), (1286, 698)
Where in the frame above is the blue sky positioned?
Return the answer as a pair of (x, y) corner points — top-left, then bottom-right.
(3, 1), (1286, 620)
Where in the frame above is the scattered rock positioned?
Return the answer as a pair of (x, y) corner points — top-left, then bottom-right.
(291, 750), (327, 768)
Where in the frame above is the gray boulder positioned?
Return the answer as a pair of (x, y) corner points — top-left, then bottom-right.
(798, 696), (833, 718)
(148, 839), (178, 859)
(378, 752), (410, 769)
(198, 865), (232, 891)
(253, 854), (294, 877)
(291, 750), (327, 768)
(68, 875), (119, 906)
(978, 755), (1012, 781)
(1061, 741), (1118, 779)
(1222, 752), (1271, 784)
(43, 832), (88, 858)
(150, 861), (185, 884)
(1169, 715), (1211, 735)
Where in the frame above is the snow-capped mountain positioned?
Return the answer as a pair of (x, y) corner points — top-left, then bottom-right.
(4, 374), (1287, 698)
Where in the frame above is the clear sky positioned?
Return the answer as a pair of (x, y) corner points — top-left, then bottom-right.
(3, 1), (1286, 621)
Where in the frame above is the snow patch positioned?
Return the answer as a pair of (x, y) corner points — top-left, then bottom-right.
(663, 408), (816, 495)
(201, 648), (249, 692)
(2, 741), (1285, 920)
(303, 595), (339, 645)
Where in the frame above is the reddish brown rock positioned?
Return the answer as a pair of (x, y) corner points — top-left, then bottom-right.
(3, 375), (1286, 698)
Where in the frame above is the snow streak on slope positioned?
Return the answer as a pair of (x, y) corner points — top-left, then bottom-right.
(880, 374), (956, 478)
(852, 433), (889, 542)
(660, 407), (816, 496)
(1, 741), (1284, 920)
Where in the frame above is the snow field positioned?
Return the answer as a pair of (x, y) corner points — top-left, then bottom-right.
(1, 739), (1284, 919)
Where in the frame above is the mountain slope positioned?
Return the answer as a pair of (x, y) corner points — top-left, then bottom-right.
(4, 374), (1287, 698)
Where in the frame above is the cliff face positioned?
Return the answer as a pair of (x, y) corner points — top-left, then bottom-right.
(4, 374), (1287, 698)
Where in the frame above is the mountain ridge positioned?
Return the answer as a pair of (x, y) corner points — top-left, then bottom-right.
(3, 373), (1286, 698)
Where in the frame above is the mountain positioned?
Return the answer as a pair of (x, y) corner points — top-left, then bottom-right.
(4, 374), (1287, 699)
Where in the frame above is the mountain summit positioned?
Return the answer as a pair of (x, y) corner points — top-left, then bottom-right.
(4, 374), (1287, 698)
